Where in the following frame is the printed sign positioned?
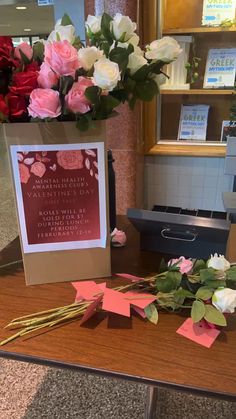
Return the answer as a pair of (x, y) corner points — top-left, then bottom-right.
(10, 143), (106, 254)
(38, 0), (54, 6)
(202, 0), (236, 26)
(177, 104), (210, 141)
(204, 48), (236, 88)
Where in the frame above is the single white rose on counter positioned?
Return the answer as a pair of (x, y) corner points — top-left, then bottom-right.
(78, 46), (103, 71)
(93, 57), (121, 91)
(127, 52), (147, 75)
(111, 13), (137, 41)
(85, 15), (102, 34)
(48, 20), (76, 43)
(207, 254), (231, 271)
(212, 288), (236, 313)
(145, 36), (182, 62)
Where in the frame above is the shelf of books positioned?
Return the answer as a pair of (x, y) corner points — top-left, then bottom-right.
(163, 27), (236, 35)
(156, 0), (236, 153)
(161, 89), (235, 95)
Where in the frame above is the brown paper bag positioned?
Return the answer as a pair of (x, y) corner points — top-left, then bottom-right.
(3, 121), (111, 285)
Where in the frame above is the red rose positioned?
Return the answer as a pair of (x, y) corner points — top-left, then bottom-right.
(25, 61), (40, 73)
(10, 70), (38, 96)
(6, 93), (27, 119)
(0, 94), (9, 119)
(0, 36), (14, 70)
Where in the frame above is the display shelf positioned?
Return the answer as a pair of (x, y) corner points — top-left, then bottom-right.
(163, 27), (236, 35)
(146, 143), (226, 157)
(161, 89), (235, 95)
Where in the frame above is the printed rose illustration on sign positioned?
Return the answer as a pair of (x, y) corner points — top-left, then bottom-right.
(11, 143), (106, 253)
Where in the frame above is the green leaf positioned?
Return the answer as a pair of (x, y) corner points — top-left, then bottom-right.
(200, 268), (216, 283)
(205, 279), (226, 289)
(135, 79), (158, 101)
(191, 300), (206, 323)
(132, 64), (150, 82)
(156, 271), (181, 293)
(124, 76), (136, 93)
(85, 86), (100, 104)
(226, 267), (236, 281)
(76, 115), (90, 131)
(109, 47), (129, 71)
(33, 42), (44, 62)
(61, 13), (73, 26)
(195, 286), (214, 300)
(100, 41), (110, 57)
(144, 304), (158, 325)
(101, 13), (113, 44)
(174, 288), (195, 299)
(193, 259), (206, 274)
(59, 76), (74, 96)
(204, 305), (227, 326)
(110, 89), (128, 103)
(95, 95), (120, 119)
(73, 36), (83, 50)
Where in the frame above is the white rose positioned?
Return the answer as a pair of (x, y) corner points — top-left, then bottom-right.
(110, 41), (143, 56)
(207, 254), (231, 271)
(111, 13), (137, 41)
(48, 20), (76, 43)
(212, 288), (236, 313)
(85, 15), (102, 34)
(129, 33), (140, 47)
(93, 58), (121, 91)
(145, 36), (182, 63)
(78, 46), (103, 71)
(127, 52), (147, 75)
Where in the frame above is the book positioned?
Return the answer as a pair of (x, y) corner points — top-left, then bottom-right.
(203, 48), (236, 88)
(202, 0), (236, 26)
(177, 104), (210, 141)
(221, 120), (236, 141)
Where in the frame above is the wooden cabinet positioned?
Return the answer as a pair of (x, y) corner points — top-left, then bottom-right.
(141, 0), (236, 156)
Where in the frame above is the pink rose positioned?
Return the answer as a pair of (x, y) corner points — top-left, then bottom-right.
(38, 62), (59, 89)
(65, 77), (93, 114)
(168, 256), (193, 274)
(31, 162), (46, 178)
(15, 42), (33, 61)
(19, 163), (30, 184)
(57, 150), (83, 170)
(28, 88), (61, 119)
(44, 40), (80, 77)
(111, 228), (127, 247)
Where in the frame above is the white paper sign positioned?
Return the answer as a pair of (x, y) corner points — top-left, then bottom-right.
(202, 0), (236, 26)
(10, 143), (107, 254)
(38, 0), (54, 6)
(178, 105), (210, 141)
(204, 48), (236, 88)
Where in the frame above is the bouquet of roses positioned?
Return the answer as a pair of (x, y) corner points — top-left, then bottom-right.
(0, 13), (181, 130)
(1, 253), (236, 346)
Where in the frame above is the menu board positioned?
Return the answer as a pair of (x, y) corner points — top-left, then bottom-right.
(10, 143), (106, 254)
(178, 104), (210, 141)
(204, 48), (236, 88)
(202, 0), (236, 26)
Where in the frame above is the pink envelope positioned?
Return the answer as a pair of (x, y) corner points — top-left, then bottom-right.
(125, 291), (156, 309)
(72, 281), (102, 301)
(132, 306), (146, 318)
(80, 295), (103, 326)
(102, 288), (130, 317)
(176, 318), (221, 348)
